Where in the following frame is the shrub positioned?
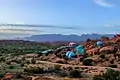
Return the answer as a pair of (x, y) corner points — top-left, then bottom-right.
(110, 60), (114, 64)
(24, 67), (44, 74)
(83, 58), (93, 66)
(93, 69), (120, 80)
(31, 59), (36, 64)
(92, 75), (103, 80)
(24, 77), (32, 80)
(15, 73), (23, 78)
(86, 38), (91, 42)
(9, 65), (14, 69)
(37, 54), (42, 57)
(26, 60), (30, 64)
(0, 57), (5, 62)
(6, 61), (11, 65)
(0, 72), (5, 78)
(58, 71), (68, 77)
(109, 64), (117, 68)
(83, 53), (89, 59)
(54, 65), (61, 70)
(69, 69), (82, 78)
(99, 54), (105, 59)
(62, 54), (66, 58)
(67, 66), (73, 71)
(101, 36), (109, 40)
(20, 63), (25, 67)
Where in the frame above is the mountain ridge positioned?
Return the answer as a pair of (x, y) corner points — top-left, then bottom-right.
(19, 34), (115, 42)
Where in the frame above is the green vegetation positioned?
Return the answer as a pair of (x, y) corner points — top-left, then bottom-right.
(0, 40), (51, 55)
(93, 69), (120, 80)
(69, 69), (82, 78)
(83, 58), (94, 66)
(58, 71), (68, 77)
(24, 67), (44, 74)
(54, 65), (61, 70)
(0, 72), (5, 78)
(101, 36), (109, 40)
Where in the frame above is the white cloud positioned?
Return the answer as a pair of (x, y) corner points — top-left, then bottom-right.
(93, 0), (114, 7)
(104, 24), (120, 28)
(0, 26), (43, 34)
(104, 24), (115, 27)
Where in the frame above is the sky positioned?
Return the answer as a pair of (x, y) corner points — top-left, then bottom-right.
(0, 0), (120, 39)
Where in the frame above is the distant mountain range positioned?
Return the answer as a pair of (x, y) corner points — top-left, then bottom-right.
(18, 34), (115, 42)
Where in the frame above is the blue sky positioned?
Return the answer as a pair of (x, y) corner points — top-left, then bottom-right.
(0, 0), (120, 39)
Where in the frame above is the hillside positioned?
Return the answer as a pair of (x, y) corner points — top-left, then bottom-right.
(0, 40), (53, 55)
(0, 34), (120, 80)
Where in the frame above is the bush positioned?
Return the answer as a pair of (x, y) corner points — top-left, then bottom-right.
(99, 54), (105, 59)
(6, 61), (11, 65)
(83, 58), (93, 66)
(83, 53), (89, 59)
(54, 65), (61, 70)
(24, 77), (32, 80)
(0, 72), (5, 78)
(0, 57), (5, 62)
(110, 60), (114, 64)
(26, 60), (30, 64)
(69, 69), (82, 78)
(15, 73), (23, 78)
(105, 58), (109, 61)
(67, 66), (73, 71)
(24, 67), (44, 74)
(93, 69), (120, 80)
(31, 59), (36, 64)
(9, 65), (14, 69)
(109, 64), (117, 68)
(101, 36), (109, 40)
(92, 75), (103, 80)
(86, 38), (91, 42)
(58, 71), (68, 77)
(20, 63), (25, 67)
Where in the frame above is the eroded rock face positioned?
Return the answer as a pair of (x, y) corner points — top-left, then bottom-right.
(53, 58), (67, 64)
(34, 77), (54, 80)
(86, 48), (100, 55)
(2, 73), (15, 80)
(99, 46), (115, 54)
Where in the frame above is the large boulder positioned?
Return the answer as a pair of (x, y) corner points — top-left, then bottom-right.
(99, 46), (116, 54)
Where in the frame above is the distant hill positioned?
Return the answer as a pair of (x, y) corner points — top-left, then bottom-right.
(22, 34), (115, 42)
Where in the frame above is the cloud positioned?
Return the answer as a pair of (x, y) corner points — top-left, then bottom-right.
(0, 28), (43, 34)
(93, 0), (114, 7)
(104, 24), (115, 27)
(104, 24), (120, 28)
(0, 23), (81, 30)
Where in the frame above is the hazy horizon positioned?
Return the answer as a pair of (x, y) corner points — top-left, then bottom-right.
(0, 0), (120, 39)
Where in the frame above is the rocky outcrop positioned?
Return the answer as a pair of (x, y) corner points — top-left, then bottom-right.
(86, 48), (100, 55)
(99, 46), (115, 54)
(53, 58), (67, 64)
